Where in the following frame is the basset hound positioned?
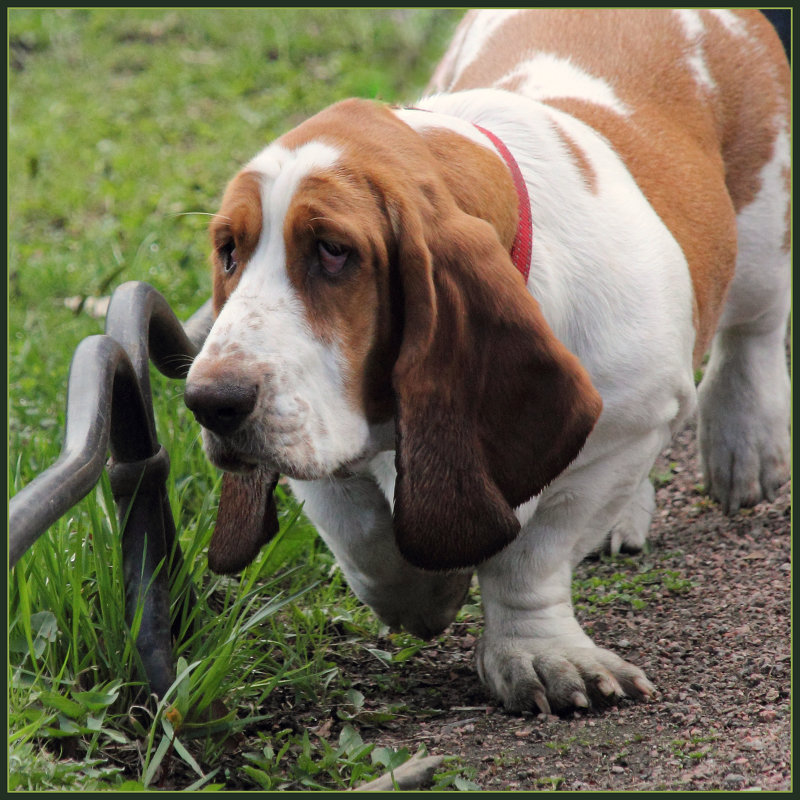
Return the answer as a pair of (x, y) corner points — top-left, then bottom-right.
(184, 10), (790, 713)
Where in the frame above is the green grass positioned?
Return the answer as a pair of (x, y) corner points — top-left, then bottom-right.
(573, 554), (696, 618)
(8, 8), (463, 790)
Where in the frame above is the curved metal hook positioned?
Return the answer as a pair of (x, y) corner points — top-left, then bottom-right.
(9, 282), (215, 697)
(104, 281), (203, 440)
(9, 335), (148, 565)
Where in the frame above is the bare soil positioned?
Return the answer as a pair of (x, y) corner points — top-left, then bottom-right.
(267, 417), (791, 791)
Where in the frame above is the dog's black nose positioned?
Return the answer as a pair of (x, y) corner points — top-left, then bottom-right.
(184, 380), (258, 436)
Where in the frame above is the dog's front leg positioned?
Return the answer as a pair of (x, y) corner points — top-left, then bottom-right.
(475, 453), (660, 714)
(477, 557), (654, 714)
(289, 473), (472, 640)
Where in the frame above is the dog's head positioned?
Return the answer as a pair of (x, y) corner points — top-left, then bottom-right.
(185, 99), (602, 573)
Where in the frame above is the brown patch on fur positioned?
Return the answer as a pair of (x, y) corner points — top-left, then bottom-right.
(281, 166), (397, 423)
(550, 121), (598, 193)
(699, 11), (789, 214)
(210, 170), (263, 315)
(495, 71), (525, 94)
(432, 9), (789, 365)
(548, 95), (736, 367)
(417, 128), (519, 250)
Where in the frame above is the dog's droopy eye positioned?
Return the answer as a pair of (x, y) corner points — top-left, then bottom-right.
(221, 243), (238, 275)
(317, 240), (349, 276)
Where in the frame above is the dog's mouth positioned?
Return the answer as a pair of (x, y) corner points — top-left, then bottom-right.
(202, 434), (319, 481)
(199, 411), (390, 482)
(201, 430), (266, 475)
(203, 433), (376, 483)
(209, 451), (260, 475)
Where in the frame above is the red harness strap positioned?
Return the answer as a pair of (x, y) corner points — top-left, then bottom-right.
(473, 124), (533, 283)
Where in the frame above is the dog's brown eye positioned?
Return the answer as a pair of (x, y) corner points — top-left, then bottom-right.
(318, 240), (349, 276)
(221, 243), (238, 275)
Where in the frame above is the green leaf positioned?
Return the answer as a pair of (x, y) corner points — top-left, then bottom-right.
(143, 735), (172, 788)
(101, 728), (129, 745)
(393, 644), (423, 662)
(365, 647), (393, 665)
(10, 608), (59, 659)
(242, 765), (272, 789)
(172, 734), (204, 778)
(117, 780), (147, 791)
(71, 686), (120, 712)
(337, 724), (364, 757)
(85, 714), (104, 732)
(185, 770), (223, 792)
(55, 716), (81, 735)
(31, 610), (59, 640)
(372, 747), (410, 771)
(175, 656), (191, 717)
(344, 688), (365, 710)
(38, 691), (84, 720)
(454, 775), (482, 791)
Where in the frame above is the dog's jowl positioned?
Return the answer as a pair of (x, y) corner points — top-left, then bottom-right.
(185, 10), (790, 714)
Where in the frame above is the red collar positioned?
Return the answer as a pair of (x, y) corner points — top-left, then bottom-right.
(401, 107), (532, 282)
(473, 124), (532, 283)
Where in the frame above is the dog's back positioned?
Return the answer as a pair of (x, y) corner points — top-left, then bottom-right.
(430, 9), (790, 365)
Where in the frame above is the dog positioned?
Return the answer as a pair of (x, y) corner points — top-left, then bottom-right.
(184, 10), (790, 713)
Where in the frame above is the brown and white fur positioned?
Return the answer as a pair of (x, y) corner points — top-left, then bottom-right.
(185, 10), (790, 713)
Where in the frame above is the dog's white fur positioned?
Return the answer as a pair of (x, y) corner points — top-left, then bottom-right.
(186, 10), (789, 713)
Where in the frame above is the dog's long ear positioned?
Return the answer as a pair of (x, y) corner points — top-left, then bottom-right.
(208, 468), (280, 574)
(391, 201), (602, 570)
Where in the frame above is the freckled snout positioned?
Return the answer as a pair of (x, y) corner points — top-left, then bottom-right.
(184, 376), (258, 436)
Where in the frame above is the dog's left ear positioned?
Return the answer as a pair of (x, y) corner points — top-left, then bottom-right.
(391, 199), (602, 570)
(208, 468), (280, 574)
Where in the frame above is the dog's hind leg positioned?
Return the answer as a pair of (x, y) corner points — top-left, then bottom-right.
(607, 475), (656, 555)
(697, 126), (791, 514)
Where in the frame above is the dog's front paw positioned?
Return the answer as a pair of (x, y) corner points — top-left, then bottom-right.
(475, 635), (655, 714)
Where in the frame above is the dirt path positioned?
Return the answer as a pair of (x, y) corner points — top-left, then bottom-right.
(314, 417), (791, 791)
